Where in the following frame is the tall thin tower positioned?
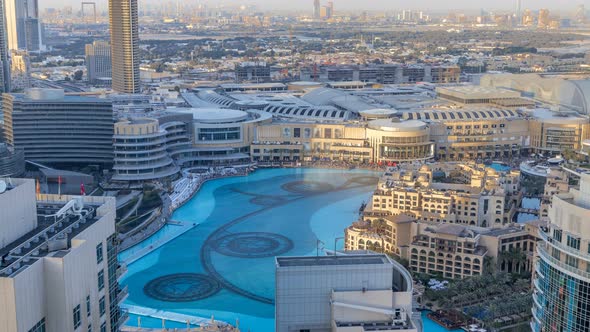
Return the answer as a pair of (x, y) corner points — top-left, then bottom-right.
(109, 0), (140, 94)
(0, 0), (10, 92)
(313, 0), (320, 19)
(515, 0), (522, 21)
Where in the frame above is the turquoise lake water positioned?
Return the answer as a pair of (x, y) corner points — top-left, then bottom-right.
(120, 168), (460, 331)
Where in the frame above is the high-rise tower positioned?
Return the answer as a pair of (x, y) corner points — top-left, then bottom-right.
(538, 9), (550, 28)
(3, 0), (43, 52)
(531, 173), (590, 332)
(85, 41), (112, 85)
(313, 0), (320, 19)
(0, 0), (10, 93)
(108, 0), (140, 94)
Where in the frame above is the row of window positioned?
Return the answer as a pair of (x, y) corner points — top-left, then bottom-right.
(553, 230), (590, 253)
(74, 294), (107, 330)
(405, 109), (516, 121)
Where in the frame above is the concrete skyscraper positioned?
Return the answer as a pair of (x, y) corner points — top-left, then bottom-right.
(108, 0), (140, 94)
(313, 0), (320, 19)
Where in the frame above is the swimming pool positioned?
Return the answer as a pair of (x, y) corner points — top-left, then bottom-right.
(489, 162), (512, 172)
(120, 168), (385, 331)
(421, 311), (462, 332)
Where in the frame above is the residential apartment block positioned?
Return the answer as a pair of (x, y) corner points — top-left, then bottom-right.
(0, 178), (127, 332)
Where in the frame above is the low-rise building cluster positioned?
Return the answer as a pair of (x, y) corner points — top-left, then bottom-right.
(345, 162), (542, 280)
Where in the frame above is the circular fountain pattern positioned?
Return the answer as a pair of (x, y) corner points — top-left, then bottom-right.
(143, 273), (221, 302)
(211, 232), (294, 259)
(281, 181), (334, 194)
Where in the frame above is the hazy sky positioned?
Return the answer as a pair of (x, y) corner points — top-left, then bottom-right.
(41, 0), (585, 12)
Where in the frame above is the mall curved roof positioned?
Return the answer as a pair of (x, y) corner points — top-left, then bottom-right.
(401, 108), (520, 121)
(196, 90), (236, 107)
(191, 89), (352, 121)
(301, 87), (377, 111)
(368, 119), (428, 132)
(565, 80), (590, 115)
(481, 73), (590, 115)
(179, 108), (250, 124)
(233, 100), (270, 108)
(261, 104), (351, 120)
(301, 88), (347, 105)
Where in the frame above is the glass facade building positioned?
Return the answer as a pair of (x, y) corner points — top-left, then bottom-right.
(531, 174), (590, 332)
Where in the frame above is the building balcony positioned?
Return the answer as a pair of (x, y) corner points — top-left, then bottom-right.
(117, 285), (129, 304)
(538, 230), (590, 263)
(116, 263), (128, 280)
(532, 277), (543, 295)
(532, 291), (543, 309)
(536, 245), (590, 283)
(116, 308), (130, 328)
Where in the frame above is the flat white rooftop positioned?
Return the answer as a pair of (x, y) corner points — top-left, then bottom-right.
(276, 254), (391, 267)
(178, 108), (249, 123)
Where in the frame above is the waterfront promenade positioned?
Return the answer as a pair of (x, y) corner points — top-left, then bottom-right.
(119, 167), (252, 257)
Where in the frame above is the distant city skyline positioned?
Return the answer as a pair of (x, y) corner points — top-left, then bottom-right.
(40, 0), (585, 12)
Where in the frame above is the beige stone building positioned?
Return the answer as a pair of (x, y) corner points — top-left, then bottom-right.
(409, 223), (487, 279)
(539, 168), (570, 218)
(344, 162), (545, 280)
(367, 163), (520, 227)
(345, 214), (415, 257)
(251, 118), (434, 163)
(400, 109), (530, 161)
(525, 109), (590, 155)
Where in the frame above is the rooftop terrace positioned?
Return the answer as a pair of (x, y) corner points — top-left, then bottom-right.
(0, 197), (103, 278)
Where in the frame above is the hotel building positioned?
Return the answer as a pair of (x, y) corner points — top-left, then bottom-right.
(531, 173), (590, 332)
(366, 163), (520, 227)
(346, 215), (540, 279)
(113, 118), (179, 182)
(2, 89), (114, 166)
(0, 178), (127, 332)
(275, 253), (421, 332)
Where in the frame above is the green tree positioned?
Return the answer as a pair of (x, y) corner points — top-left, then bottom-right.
(73, 70), (83, 81)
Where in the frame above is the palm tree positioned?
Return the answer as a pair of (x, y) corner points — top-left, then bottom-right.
(501, 248), (528, 274)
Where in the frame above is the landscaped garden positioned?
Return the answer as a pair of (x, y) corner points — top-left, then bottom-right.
(422, 272), (532, 331)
